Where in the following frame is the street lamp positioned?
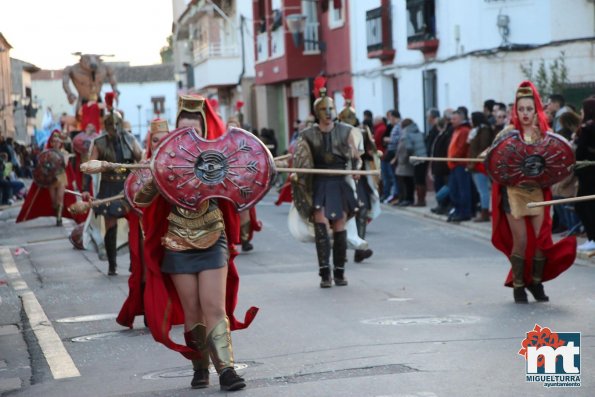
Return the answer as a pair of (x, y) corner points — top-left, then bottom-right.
(136, 104), (142, 137)
(286, 14), (326, 51)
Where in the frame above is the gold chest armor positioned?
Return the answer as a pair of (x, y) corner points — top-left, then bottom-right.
(161, 200), (225, 251)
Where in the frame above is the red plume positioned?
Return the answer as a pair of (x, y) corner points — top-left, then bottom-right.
(235, 100), (245, 111)
(342, 86), (354, 101)
(208, 98), (219, 111)
(313, 76), (327, 98)
(105, 92), (115, 110)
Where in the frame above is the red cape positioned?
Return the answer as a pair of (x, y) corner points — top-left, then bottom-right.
(247, 207), (262, 240)
(274, 176), (292, 206)
(16, 165), (87, 224)
(141, 108), (258, 359)
(116, 211), (144, 328)
(491, 183), (576, 287)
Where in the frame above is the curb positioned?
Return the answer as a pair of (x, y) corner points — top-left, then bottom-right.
(382, 203), (595, 268)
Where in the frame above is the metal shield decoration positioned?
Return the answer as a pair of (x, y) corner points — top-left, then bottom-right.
(33, 149), (65, 188)
(124, 161), (152, 215)
(486, 130), (574, 188)
(291, 138), (314, 220)
(73, 131), (99, 155)
(151, 126), (276, 211)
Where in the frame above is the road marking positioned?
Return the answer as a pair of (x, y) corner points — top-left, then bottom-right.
(0, 247), (80, 379)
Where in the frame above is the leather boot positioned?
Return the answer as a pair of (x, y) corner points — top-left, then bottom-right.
(184, 323), (210, 389)
(55, 204), (63, 226)
(240, 222), (253, 252)
(332, 230), (348, 286)
(314, 223), (332, 288)
(104, 226), (118, 276)
(473, 209), (490, 222)
(207, 317), (246, 392)
(354, 208), (373, 263)
(413, 185), (426, 207)
(526, 257), (549, 302)
(510, 254), (527, 303)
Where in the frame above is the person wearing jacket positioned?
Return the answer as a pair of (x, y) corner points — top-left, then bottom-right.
(467, 112), (496, 222)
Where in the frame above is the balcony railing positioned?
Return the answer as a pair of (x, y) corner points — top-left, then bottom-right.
(193, 42), (240, 64)
(257, 32), (268, 62)
(304, 21), (320, 53)
(271, 28), (285, 58)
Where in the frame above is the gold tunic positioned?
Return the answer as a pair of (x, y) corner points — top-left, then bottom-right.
(133, 180), (224, 251)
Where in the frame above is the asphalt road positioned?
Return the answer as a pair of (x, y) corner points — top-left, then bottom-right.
(0, 195), (593, 397)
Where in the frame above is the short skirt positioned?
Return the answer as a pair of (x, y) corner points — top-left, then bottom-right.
(313, 175), (357, 220)
(94, 180), (129, 218)
(161, 233), (229, 274)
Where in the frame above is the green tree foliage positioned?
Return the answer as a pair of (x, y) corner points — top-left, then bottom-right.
(160, 35), (174, 64)
(519, 51), (569, 97)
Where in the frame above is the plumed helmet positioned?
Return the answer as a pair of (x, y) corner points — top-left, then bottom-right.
(312, 76), (335, 119)
(337, 86), (357, 126)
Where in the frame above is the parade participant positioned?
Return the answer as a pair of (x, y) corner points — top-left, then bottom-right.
(85, 93), (142, 275)
(489, 81), (576, 303)
(296, 77), (359, 287)
(575, 97), (595, 252)
(16, 130), (85, 225)
(135, 95), (257, 391)
(117, 118), (170, 329)
(337, 86), (377, 263)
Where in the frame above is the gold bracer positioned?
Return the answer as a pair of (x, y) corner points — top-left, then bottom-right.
(133, 180), (158, 207)
(162, 203), (225, 251)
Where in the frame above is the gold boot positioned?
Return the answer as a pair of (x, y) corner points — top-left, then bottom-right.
(510, 254), (527, 303)
(184, 323), (210, 389)
(207, 317), (245, 391)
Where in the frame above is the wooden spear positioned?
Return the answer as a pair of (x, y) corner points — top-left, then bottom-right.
(526, 194), (595, 208)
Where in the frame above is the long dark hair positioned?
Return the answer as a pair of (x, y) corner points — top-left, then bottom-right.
(471, 111), (487, 127)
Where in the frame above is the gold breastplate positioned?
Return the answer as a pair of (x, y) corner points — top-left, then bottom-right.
(162, 200), (225, 251)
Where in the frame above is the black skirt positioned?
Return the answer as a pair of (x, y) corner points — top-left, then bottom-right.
(356, 177), (372, 210)
(93, 180), (129, 218)
(313, 175), (357, 220)
(161, 234), (229, 274)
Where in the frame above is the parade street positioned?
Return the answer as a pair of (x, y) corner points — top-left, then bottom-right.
(0, 195), (593, 397)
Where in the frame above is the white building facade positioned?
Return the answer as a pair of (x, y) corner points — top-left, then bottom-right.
(351, 0), (595, 129)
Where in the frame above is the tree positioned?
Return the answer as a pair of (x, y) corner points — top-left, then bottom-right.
(520, 51), (569, 97)
(160, 35), (173, 64)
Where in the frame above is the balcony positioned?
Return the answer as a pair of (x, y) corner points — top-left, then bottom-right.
(271, 28), (285, 58)
(406, 0), (439, 58)
(193, 42), (240, 64)
(303, 21), (321, 53)
(257, 32), (268, 62)
(366, 6), (395, 64)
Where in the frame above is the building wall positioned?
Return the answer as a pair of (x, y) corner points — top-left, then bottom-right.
(32, 78), (76, 128)
(0, 39), (15, 138)
(319, 0), (352, 96)
(102, 80), (178, 142)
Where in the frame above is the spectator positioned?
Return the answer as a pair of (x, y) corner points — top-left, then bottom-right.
(483, 99), (496, 125)
(446, 107), (473, 222)
(467, 112), (496, 222)
(362, 110), (373, 133)
(494, 109), (508, 133)
(0, 153), (13, 205)
(546, 94), (570, 133)
(575, 97), (595, 251)
(382, 111), (401, 203)
(398, 119), (428, 206)
(260, 128), (278, 157)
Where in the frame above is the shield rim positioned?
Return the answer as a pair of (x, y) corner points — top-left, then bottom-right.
(291, 138), (314, 221)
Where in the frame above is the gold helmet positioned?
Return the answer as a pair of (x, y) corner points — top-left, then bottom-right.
(103, 110), (124, 134)
(337, 86), (357, 126)
(313, 76), (335, 121)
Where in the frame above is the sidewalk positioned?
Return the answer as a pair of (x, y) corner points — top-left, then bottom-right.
(382, 191), (595, 266)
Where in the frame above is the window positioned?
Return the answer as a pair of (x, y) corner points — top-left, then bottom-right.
(422, 69), (437, 131)
(328, 0), (344, 29)
(406, 0), (436, 44)
(302, 0), (320, 53)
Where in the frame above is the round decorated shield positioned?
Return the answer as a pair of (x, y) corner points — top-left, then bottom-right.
(124, 161), (152, 216)
(33, 149), (66, 188)
(151, 126), (276, 211)
(291, 138), (314, 220)
(486, 130), (574, 188)
(73, 131), (99, 155)
(69, 223), (85, 250)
